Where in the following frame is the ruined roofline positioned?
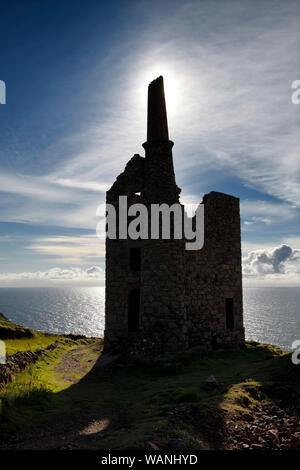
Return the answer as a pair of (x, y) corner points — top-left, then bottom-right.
(202, 191), (240, 202)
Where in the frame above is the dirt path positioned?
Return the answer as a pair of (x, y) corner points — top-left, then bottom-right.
(6, 417), (111, 450)
(2, 342), (299, 450)
(1, 340), (113, 450)
(53, 341), (102, 384)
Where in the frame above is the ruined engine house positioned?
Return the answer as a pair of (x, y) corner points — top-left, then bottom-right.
(104, 76), (244, 354)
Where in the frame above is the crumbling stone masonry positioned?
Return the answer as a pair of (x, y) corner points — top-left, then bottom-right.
(104, 76), (245, 354)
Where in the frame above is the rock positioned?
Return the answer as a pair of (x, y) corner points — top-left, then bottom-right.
(148, 441), (160, 450)
(268, 429), (280, 446)
(251, 444), (264, 450)
(168, 438), (183, 450)
(244, 413), (255, 422)
(204, 375), (219, 388)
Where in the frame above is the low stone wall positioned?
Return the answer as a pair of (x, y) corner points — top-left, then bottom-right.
(0, 342), (57, 385)
(0, 326), (34, 340)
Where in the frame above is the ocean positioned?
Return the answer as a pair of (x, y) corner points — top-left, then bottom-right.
(0, 286), (299, 351)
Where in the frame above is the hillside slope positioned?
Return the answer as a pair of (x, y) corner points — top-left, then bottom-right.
(0, 314), (299, 450)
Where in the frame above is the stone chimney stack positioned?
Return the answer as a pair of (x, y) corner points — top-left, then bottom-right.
(143, 76), (180, 204)
(147, 76), (169, 142)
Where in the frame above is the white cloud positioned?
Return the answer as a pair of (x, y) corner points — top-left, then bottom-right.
(242, 244), (300, 285)
(0, 266), (104, 287)
(283, 237), (300, 249)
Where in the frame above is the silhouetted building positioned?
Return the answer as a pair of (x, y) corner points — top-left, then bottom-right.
(105, 76), (244, 354)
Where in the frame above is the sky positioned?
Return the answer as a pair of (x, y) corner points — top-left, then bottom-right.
(0, 0), (299, 287)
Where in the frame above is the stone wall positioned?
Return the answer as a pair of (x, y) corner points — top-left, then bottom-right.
(185, 191), (244, 349)
(105, 159), (244, 355)
(0, 342), (57, 385)
(105, 155), (145, 352)
(104, 144), (187, 355)
(105, 149), (245, 355)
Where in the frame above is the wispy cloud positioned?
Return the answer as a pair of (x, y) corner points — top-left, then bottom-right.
(0, 170), (106, 229)
(241, 200), (298, 228)
(26, 235), (104, 265)
(51, 178), (108, 192)
(0, 0), (299, 283)
(1, 1), (299, 230)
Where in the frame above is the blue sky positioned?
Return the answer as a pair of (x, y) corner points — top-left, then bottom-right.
(0, 0), (299, 286)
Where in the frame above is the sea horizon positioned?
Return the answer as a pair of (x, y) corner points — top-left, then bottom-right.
(0, 285), (299, 351)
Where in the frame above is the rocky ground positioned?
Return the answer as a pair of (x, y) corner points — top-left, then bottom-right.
(160, 402), (300, 450)
(225, 404), (300, 450)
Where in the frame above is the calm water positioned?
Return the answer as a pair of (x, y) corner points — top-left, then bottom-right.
(0, 287), (105, 338)
(0, 286), (299, 351)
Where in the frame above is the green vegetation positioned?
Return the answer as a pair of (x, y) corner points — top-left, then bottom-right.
(5, 332), (66, 356)
(0, 337), (101, 435)
(0, 315), (299, 450)
(0, 312), (64, 355)
(0, 312), (33, 340)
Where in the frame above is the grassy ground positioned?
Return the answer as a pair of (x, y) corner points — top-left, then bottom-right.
(4, 332), (67, 356)
(0, 312), (63, 355)
(0, 322), (299, 449)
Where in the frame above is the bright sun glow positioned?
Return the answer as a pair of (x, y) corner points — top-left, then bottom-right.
(137, 65), (181, 116)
